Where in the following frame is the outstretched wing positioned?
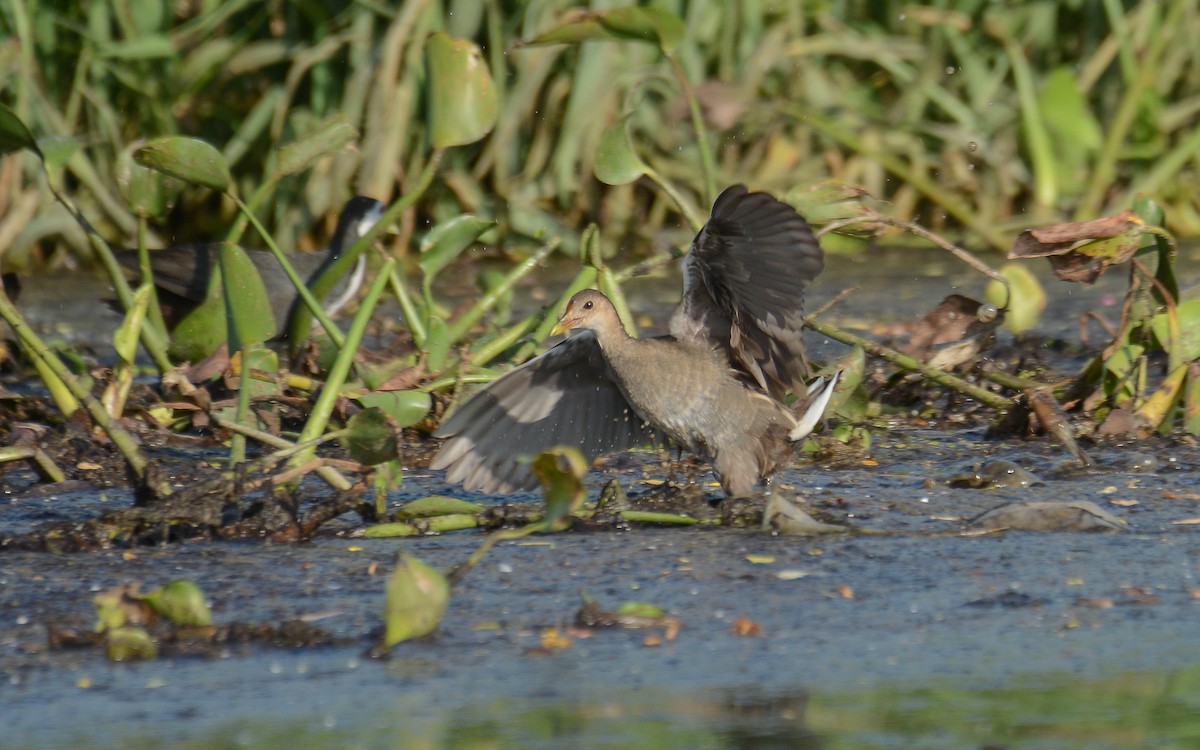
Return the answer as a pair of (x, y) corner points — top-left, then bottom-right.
(431, 332), (661, 494)
(672, 184), (824, 399)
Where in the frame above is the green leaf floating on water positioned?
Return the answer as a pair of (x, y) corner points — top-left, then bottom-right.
(384, 553), (449, 647)
(134, 135), (232, 192)
(141, 580), (212, 627)
(396, 496), (484, 519)
(427, 32), (498, 149)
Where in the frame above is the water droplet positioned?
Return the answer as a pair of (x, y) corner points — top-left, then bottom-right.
(945, 66), (956, 75)
(967, 141), (978, 152)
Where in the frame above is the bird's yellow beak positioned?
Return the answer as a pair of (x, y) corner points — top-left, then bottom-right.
(550, 302), (573, 337)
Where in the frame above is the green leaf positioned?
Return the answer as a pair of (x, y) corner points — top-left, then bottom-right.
(169, 244), (276, 362)
(424, 316), (452, 371)
(134, 136), (232, 191)
(98, 34), (175, 60)
(107, 626), (158, 661)
(277, 113), (358, 178)
(355, 390), (432, 429)
(116, 141), (181, 217)
(522, 7), (685, 52)
(338, 407), (398, 466)
(985, 263), (1045, 333)
(532, 446), (588, 531)
(396, 496), (483, 520)
(427, 32), (498, 149)
(1151, 299), (1200, 363)
(0, 104), (42, 158)
(594, 114), (648, 186)
(140, 580), (212, 627)
(219, 243), (275, 351)
(384, 553), (449, 647)
(419, 215), (495, 282)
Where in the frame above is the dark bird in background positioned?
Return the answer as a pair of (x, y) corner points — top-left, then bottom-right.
(118, 196), (384, 338)
(432, 184), (839, 498)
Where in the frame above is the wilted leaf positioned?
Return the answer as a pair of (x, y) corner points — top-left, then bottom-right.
(140, 580), (212, 627)
(339, 407), (398, 466)
(427, 32), (498, 149)
(134, 136), (232, 191)
(384, 553), (449, 647)
(763, 495), (848, 535)
(594, 114), (648, 186)
(1008, 211), (1145, 284)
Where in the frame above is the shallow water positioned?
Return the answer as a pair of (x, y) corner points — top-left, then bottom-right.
(4, 244), (1200, 748)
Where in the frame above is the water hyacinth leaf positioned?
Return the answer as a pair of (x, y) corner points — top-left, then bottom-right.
(134, 136), (232, 192)
(384, 553), (450, 647)
(107, 626), (158, 661)
(277, 113), (358, 177)
(219, 242), (275, 350)
(1008, 211), (1144, 284)
(522, 7), (684, 52)
(116, 142), (181, 217)
(356, 389), (432, 429)
(362, 522), (420, 538)
(1137, 364), (1188, 431)
(396, 496), (483, 520)
(338, 407), (398, 466)
(986, 263), (1045, 333)
(594, 114), (648, 186)
(1150, 299), (1200, 364)
(419, 215), (496, 283)
(140, 580), (212, 627)
(0, 104), (42, 157)
(427, 32), (498, 149)
(532, 446), (588, 531)
(36, 135), (79, 171)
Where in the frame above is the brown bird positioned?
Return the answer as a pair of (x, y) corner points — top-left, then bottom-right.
(431, 184), (838, 497)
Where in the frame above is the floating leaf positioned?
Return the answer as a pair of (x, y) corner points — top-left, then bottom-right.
(140, 580), (212, 627)
(384, 553), (449, 647)
(277, 113), (358, 177)
(107, 626), (158, 661)
(339, 407), (398, 466)
(396, 496), (483, 519)
(427, 32), (498, 149)
(594, 114), (648, 186)
(134, 136), (232, 191)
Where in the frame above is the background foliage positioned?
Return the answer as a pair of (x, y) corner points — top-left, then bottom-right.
(2, 0), (1198, 273)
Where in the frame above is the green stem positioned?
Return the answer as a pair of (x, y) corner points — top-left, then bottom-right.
(645, 166), (705, 233)
(444, 238), (560, 343)
(667, 53), (716, 206)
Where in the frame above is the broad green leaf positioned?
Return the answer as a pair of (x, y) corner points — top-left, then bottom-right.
(338, 407), (398, 466)
(424, 316), (452, 371)
(0, 104), (42, 158)
(1151, 298), (1200, 363)
(140, 580), (212, 627)
(419, 215), (496, 282)
(36, 135), (78, 171)
(277, 113), (358, 177)
(355, 390), (432, 429)
(116, 141), (181, 217)
(986, 263), (1045, 333)
(594, 114), (648, 186)
(427, 32), (498, 149)
(169, 244), (276, 362)
(219, 243), (275, 351)
(531, 446), (588, 531)
(135, 136), (231, 191)
(384, 553), (449, 647)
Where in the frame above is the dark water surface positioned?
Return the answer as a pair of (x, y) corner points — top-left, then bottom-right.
(4, 244), (1200, 748)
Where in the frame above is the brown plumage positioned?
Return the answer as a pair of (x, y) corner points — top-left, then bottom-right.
(431, 184), (837, 497)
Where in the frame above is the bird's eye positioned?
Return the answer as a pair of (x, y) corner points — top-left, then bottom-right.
(583, 300), (593, 310)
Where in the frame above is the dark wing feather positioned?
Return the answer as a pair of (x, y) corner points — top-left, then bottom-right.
(672, 184), (824, 399)
(430, 332), (662, 494)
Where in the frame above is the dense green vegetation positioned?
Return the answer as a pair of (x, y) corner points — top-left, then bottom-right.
(2, 0), (1198, 273)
